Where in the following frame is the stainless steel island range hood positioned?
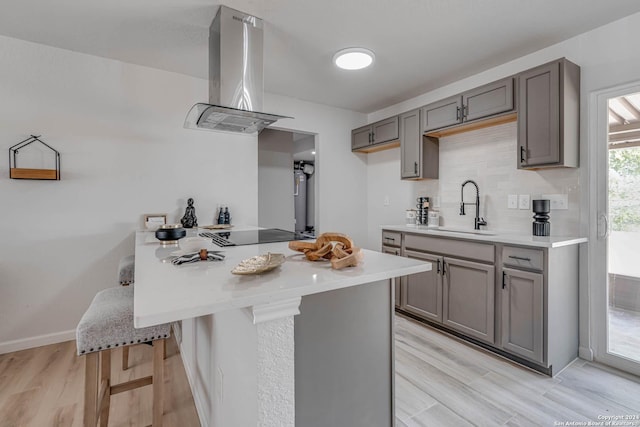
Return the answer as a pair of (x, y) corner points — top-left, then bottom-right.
(184, 6), (289, 134)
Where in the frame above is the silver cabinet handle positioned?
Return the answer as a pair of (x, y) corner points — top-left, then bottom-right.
(414, 161), (418, 175)
(508, 255), (531, 261)
(384, 236), (395, 242)
(520, 146), (526, 163)
(456, 106), (461, 121)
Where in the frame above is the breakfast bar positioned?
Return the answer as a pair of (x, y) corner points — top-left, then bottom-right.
(133, 230), (431, 427)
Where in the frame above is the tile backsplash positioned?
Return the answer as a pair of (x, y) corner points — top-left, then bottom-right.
(416, 122), (581, 236)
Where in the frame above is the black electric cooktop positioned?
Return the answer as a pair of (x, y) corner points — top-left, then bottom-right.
(199, 228), (313, 247)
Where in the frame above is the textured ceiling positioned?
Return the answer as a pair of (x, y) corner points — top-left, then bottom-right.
(1, 0), (640, 113)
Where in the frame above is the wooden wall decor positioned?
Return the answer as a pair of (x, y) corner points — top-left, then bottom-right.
(9, 135), (61, 180)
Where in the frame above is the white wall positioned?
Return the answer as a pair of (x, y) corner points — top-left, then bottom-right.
(258, 129), (295, 230)
(264, 94), (368, 244)
(365, 11), (640, 359)
(0, 34), (366, 352)
(367, 123), (581, 248)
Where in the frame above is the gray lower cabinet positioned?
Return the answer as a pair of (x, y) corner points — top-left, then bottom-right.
(386, 229), (579, 376)
(442, 257), (495, 344)
(501, 267), (544, 363)
(402, 250), (442, 322)
(382, 245), (402, 308)
(517, 58), (579, 169)
(400, 109), (438, 180)
(381, 230), (402, 308)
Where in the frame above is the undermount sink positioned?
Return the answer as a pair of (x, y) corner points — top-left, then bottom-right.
(433, 227), (496, 236)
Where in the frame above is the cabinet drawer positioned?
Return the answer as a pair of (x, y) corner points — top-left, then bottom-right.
(404, 234), (494, 263)
(381, 245), (401, 256)
(381, 231), (401, 247)
(502, 246), (543, 271)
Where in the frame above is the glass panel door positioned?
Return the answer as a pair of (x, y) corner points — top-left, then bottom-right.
(606, 92), (640, 365)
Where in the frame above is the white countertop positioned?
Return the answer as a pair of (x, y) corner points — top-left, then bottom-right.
(133, 230), (431, 327)
(382, 225), (587, 248)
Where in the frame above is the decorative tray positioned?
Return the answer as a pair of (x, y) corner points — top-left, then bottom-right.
(231, 253), (285, 275)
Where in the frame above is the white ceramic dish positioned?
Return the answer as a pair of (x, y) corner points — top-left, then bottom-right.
(231, 253), (285, 275)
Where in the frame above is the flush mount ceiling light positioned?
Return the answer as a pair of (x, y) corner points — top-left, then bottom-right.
(333, 48), (375, 70)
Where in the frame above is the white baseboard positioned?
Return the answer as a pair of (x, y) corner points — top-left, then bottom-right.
(179, 339), (207, 427)
(579, 345), (594, 361)
(0, 329), (76, 355)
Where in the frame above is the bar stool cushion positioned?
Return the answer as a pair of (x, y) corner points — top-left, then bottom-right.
(118, 255), (135, 285)
(76, 286), (170, 355)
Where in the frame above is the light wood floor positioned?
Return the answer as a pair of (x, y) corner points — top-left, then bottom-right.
(2, 317), (640, 427)
(395, 314), (640, 427)
(0, 336), (199, 427)
(610, 306), (640, 362)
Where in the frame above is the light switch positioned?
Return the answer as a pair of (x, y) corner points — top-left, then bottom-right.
(507, 195), (518, 209)
(383, 196), (390, 206)
(541, 194), (568, 210)
(518, 194), (530, 210)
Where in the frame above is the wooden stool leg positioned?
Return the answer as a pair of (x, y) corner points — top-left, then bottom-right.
(99, 349), (111, 427)
(122, 346), (129, 370)
(152, 339), (164, 427)
(83, 352), (99, 427)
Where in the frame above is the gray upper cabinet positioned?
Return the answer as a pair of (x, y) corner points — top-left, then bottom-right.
(463, 77), (514, 122)
(373, 116), (399, 144)
(351, 116), (399, 152)
(442, 257), (495, 344)
(421, 95), (462, 133)
(517, 58), (580, 169)
(421, 77), (515, 134)
(351, 125), (371, 150)
(400, 109), (439, 180)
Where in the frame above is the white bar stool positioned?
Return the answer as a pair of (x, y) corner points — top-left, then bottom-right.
(76, 286), (170, 426)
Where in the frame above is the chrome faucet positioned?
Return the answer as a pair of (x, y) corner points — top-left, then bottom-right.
(460, 180), (487, 230)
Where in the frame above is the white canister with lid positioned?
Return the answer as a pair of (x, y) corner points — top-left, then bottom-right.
(427, 210), (440, 227)
(406, 209), (417, 225)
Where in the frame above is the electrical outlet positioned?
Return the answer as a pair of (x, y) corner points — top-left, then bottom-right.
(518, 194), (530, 210)
(433, 196), (440, 209)
(383, 196), (390, 206)
(507, 194), (518, 209)
(541, 194), (568, 210)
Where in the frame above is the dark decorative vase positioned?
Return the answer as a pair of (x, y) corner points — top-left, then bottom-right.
(532, 199), (550, 236)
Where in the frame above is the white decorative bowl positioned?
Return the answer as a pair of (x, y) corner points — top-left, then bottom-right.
(231, 253), (285, 275)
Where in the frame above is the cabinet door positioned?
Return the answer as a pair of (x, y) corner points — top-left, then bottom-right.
(442, 257), (495, 343)
(517, 61), (560, 167)
(372, 116), (399, 144)
(400, 109), (421, 179)
(421, 95), (462, 132)
(501, 268), (544, 363)
(382, 245), (402, 308)
(402, 250), (442, 322)
(352, 125), (371, 150)
(463, 77), (514, 122)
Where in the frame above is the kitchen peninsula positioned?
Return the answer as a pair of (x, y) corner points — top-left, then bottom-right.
(133, 230), (431, 427)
